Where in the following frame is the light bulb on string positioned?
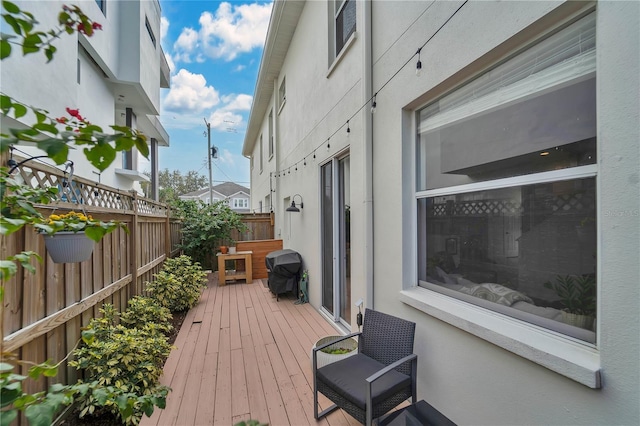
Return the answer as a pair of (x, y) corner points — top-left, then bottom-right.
(313, 150), (316, 159)
(327, 138), (331, 150)
(416, 48), (423, 77)
(371, 93), (377, 113)
(304, 157), (307, 166)
(347, 120), (351, 135)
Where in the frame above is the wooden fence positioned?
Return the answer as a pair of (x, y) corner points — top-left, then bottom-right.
(1, 158), (181, 396)
(232, 212), (274, 241)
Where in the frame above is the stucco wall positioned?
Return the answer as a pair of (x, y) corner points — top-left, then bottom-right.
(372, 1), (639, 424)
(1, 0), (162, 192)
(246, 1), (638, 423)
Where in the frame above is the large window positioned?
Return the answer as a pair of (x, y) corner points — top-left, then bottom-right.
(416, 14), (596, 343)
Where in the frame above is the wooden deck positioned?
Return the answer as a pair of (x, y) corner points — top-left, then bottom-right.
(141, 274), (364, 426)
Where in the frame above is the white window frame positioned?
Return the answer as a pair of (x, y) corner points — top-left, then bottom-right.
(402, 13), (601, 389)
(268, 109), (274, 160)
(259, 134), (263, 174)
(233, 198), (248, 209)
(278, 78), (286, 114)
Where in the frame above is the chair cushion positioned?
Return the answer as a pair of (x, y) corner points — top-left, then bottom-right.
(316, 353), (411, 410)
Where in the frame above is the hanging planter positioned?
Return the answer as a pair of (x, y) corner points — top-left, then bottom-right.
(43, 231), (95, 263)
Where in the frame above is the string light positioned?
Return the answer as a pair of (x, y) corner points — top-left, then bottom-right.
(272, 1), (467, 175)
(304, 157), (307, 166)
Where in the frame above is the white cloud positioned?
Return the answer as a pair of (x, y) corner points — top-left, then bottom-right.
(233, 64), (246, 72)
(173, 27), (199, 63)
(208, 109), (243, 131)
(171, 1), (272, 63)
(221, 94), (252, 111)
(218, 148), (236, 167)
(164, 69), (220, 113)
(161, 16), (170, 43)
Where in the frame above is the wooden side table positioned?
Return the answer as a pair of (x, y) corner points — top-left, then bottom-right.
(216, 251), (253, 286)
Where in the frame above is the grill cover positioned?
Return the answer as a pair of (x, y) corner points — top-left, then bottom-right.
(265, 249), (302, 299)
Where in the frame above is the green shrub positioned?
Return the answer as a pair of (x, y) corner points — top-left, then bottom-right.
(146, 255), (207, 312)
(70, 304), (172, 424)
(120, 296), (173, 335)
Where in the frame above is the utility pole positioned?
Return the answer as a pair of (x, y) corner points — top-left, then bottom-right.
(204, 118), (213, 204)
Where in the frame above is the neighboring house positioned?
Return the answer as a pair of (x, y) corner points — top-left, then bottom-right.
(243, 1), (639, 424)
(179, 182), (251, 213)
(1, 0), (169, 200)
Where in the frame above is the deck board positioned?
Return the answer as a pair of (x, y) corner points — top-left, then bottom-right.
(141, 274), (386, 426)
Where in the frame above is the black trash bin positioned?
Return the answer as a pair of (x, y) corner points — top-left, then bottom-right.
(265, 249), (302, 300)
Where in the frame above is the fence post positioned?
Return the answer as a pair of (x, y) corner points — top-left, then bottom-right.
(165, 206), (171, 259)
(130, 191), (139, 295)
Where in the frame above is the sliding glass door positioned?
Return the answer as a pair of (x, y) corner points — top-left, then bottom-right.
(321, 154), (351, 326)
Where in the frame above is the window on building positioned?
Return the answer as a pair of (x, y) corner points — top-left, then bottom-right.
(259, 134), (264, 173)
(233, 198), (249, 209)
(145, 16), (156, 48)
(268, 109), (274, 159)
(278, 78), (286, 112)
(334, 0), (356, 56)
(95, 0), (106, 15)
(416, 14), (597, 343)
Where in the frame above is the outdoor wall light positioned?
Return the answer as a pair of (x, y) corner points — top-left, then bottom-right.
(286, 194), (304, 212)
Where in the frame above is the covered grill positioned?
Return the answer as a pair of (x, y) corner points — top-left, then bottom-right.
(265, 249), (302, 300)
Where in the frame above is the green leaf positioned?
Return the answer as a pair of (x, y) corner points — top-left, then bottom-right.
(12, 102), (27, 118)
(0, 94), (11, 111)
(0, 39), (11, 60)
(32, 122), (58, 134)
(135, 135), (149, 158)
(2, 14), (21, 35)
(83, 143), (116, 171)
(25, 402), (55, 426)
(0, 409), (17, 426)
(36, 138), (69, 164)
(2, 1), (21, 14)
(84, 226), (106, 242)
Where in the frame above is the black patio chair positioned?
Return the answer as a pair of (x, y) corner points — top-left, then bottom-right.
(312, 308), (417, 426)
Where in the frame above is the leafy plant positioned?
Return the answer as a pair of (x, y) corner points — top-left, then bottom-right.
(544, 274), (596, 316)
(146, 255), (207, 312)
(70, 304), (172, 424)
(234, 421), (268, 426)
(174, 199), (248, 269)
(34, 210), (127, 242)
(120, 296), (173, 335)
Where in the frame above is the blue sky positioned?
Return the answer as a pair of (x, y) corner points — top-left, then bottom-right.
(156, 0), (273, 187)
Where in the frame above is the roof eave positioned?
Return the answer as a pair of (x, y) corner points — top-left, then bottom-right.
(242, 0), (306, 157)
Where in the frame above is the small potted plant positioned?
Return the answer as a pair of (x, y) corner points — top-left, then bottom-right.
(312, 335), (358, 369)
(544, 274), (596, 330)
(35, 211), (126, 263)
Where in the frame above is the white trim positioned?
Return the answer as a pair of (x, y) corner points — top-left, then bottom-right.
(400, 286), (601, 388)
(327, 31), (357, 78)
(416, 164), (597, 198)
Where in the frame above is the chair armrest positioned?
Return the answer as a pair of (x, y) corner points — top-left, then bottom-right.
(312, 332), (361, 353)
(365, 353), (417, 383)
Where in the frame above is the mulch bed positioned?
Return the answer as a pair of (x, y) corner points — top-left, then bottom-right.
(58, 310), (188, 425)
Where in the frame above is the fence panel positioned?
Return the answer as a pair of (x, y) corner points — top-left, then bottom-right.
(1, 158), (181, 400)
